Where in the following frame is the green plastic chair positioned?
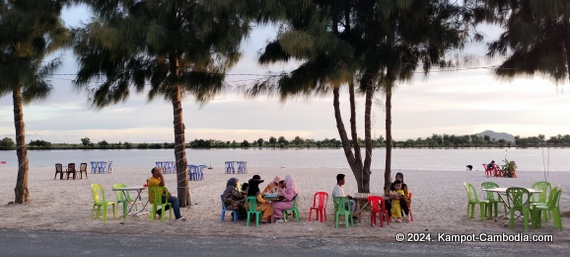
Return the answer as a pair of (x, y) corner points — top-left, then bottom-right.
(148, 186), (172, 221)
(532, 187), (562, 230)
(481, 182), (506, 218)
(506, 187), (532, 231)
(113, 183), (136, 218)
(284, 195), (300, 222)
(531, 181), (552, 219)
(463, 183), (489, 221)
(245, 196), (262, 226)
(334, 197), (353, 228)
(90, 184), (116, 222)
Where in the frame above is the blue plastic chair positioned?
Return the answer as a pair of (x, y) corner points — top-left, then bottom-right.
(90, 162), (97, 173)
(225, 161), (234, 174)
(220, 195), (238, 222)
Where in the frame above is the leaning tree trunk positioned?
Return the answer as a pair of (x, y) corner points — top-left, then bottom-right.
(13, 87), (29, 203)
(383, 86), (393, 194)
(171, 84), (190, 207)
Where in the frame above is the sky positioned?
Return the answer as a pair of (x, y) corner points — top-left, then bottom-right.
(1, 5), (569, 144)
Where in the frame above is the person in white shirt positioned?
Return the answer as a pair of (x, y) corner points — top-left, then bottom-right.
(332, 174), (356, 215)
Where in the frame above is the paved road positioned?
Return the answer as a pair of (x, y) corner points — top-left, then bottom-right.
(0, 229), (567, 257)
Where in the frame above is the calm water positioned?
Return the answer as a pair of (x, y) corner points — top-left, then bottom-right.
(1, 148), (569, 172)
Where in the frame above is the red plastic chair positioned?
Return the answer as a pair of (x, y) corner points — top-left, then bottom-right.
(367, 196), (390, 227)
(482, 163), (492, 177)
(308, 191), (328, 222)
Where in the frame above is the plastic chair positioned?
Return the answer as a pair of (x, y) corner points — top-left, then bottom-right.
(90, 161), (97, 173)
(532, 187), (562, 230)
(531, 181), (551, 205)
(54, 163), (64, 180)
(98, 161), (107, 173)
(78, 163), (88, 179)
(188, 165), (198, 181)
(224, 161), (234, 174)
(148, 186), (173, 221)
(284, 195), (300, 222)
(506, 187), (532, 231)
(220, 195), (238, 222)
(482, 163), (492, 177)
(66, 163), (77, 180)
(481, 182), (505, 218)
(90, 184), (116, 221)
(107, 161), (113, 173)
(237, 161), (247, 174)
(367, 196), (390, 227)
(164, 161), (174, 174)
(463, 182), (489, 221)
(113, 183), (136, 218)
(244, 196), (261, 226)
(334, 197), (353, 228)
(308, 191), (328, 222)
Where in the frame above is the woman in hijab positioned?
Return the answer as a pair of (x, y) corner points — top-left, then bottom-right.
(263, 176), (283, 195)
(222, 177), (246, 220)
(247, 175), (273, 223)
(386, 172), (411, 220)
(272, 175), (300, 223)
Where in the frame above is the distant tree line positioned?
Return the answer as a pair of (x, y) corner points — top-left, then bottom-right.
(2, 134), (570, 150)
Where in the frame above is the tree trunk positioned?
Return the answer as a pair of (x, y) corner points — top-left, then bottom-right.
(362, 79), (373, 192)
(333, 83), (369, 193)
(383, 86), (393, 194)
(171, 84), (190, 207)
(13, 87), (29, 203)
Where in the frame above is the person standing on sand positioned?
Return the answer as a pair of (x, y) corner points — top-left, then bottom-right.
(272, 175), (299, 223)
(148, 167), (186, 221)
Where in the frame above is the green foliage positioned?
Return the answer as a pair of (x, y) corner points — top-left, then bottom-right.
(502, 159), (517, 178)
(29, 140), (52, 149)
(81, 137), (92, 147)
(0, 137), (16, 150)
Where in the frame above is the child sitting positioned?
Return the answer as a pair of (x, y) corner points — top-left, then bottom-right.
(390, 181), (405, 222)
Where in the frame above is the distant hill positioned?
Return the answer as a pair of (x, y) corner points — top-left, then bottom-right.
(477, 130), (515, 143)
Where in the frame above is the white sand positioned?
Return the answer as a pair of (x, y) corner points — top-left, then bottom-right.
(0, 165), (568, 248)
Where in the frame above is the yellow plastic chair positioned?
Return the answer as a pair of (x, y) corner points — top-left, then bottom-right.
(148, 186), (172, 221)
(481, 182), (506, 218)
(463, 182), (489, 221)
(334, 197), (353, 228)
(245, 196), (261, 226)
(90, 184), (116, 221)
(506, 187), (532, 231)
(284, 195), (300, 222)
(532, 187), (562, 230)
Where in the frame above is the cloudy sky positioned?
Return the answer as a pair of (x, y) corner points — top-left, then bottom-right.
(1, 5), (569, 144)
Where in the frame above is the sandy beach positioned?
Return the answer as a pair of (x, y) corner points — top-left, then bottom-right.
(0, 165), (568, 249)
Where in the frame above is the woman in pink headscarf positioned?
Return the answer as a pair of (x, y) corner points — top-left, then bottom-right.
(263, 176), (283, 195)
(272, 175), (299, 223)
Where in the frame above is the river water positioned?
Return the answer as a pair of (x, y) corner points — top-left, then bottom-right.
(1, 148), (568, 172)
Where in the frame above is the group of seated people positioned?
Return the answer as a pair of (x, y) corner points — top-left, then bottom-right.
(486, 160), (517, 177)
(332, 172), (411, 223)
(222, 174), (299, 223)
